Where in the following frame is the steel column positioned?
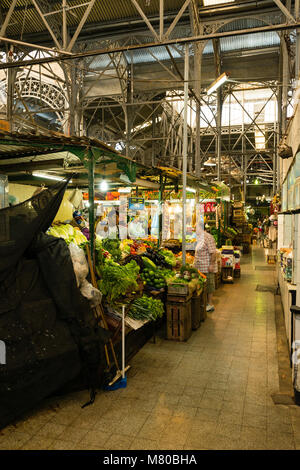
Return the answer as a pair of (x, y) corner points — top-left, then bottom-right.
(88, 151), (95, 260)
(182, 44), (189, 266)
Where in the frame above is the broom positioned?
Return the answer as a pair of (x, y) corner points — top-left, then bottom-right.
(103, 304), (129, 391)
(86, 245), (129, 387)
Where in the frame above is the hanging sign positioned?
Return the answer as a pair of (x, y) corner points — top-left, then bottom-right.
(129, 197), (145, 210)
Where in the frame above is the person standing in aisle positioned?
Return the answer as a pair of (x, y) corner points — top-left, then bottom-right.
(194, 228), (218, 312)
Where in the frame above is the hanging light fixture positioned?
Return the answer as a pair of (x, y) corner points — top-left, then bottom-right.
(32, 172), (72, 182)
(207, 72), (229, 96)
(100, 179), (108, 192)
(100, 164), (108, 192)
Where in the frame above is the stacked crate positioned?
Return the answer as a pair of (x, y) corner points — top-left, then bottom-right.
(191, 285), (207, 330)
(166, 290), (192, 341)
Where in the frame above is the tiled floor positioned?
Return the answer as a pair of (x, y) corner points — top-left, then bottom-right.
(1, 247), (300, 450)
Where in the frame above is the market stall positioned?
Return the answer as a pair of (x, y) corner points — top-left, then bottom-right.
(0, 129), (246, 428)
(0, 131), (214, 402)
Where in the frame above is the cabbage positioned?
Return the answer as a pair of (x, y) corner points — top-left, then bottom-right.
(95, 234), (102, 250)
(48, 227), (60, 238)
(48, 223), (87, 246)
(65, 224), (74, 236)
(73, 230), (87, 245)
(55, 226), (69, 239)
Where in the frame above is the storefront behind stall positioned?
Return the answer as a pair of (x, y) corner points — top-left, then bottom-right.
(277, 95), (300, 404)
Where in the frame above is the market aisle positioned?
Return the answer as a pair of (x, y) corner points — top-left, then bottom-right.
(1, 247), (300, 450)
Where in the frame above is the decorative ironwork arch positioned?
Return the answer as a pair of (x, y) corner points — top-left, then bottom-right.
(14, 76), (67, 123)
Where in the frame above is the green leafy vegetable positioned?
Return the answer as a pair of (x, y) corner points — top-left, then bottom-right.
(97, 260), (140, 302)
(128, 295), (164, 321)
(101, 238), (122, 262)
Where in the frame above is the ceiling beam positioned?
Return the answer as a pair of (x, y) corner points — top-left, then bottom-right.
(159, 0), (164, 40)
(66, 0), (96, 52)
(164, 0), (191, 39)
(0, 20), (295, 70)
(31, 0), (62, 50)
(0, 35), (72, 54)
(0, 0), (18, 37)
(272, 0), (296, 23)
(130, 0), (160, 42)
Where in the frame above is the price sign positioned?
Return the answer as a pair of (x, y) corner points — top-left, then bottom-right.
(129, 197), (145, 210)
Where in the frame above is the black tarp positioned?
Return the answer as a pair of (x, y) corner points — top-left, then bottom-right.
(0, 179), (109, 429)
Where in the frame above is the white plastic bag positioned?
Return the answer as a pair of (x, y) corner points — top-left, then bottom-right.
(69, 242), (102, 306)
(80, 279), (102, 307)
(69, 242), (89, 287)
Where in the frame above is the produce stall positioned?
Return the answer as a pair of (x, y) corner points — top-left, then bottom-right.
(47, 226), (207, 344)
(1, 130), (230, 427)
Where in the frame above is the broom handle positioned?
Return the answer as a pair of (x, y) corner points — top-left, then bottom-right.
(86, 245), (120, 371)
(122, 304), (125, 379)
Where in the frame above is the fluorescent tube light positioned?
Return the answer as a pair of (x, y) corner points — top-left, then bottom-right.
(32, 172), (71, 182)
(207, 72), (229, 96)
(203, 0), (235, 5)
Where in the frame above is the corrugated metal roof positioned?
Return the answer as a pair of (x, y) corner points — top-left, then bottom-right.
(0, 1), (282, 62)
(1, 0), (187, 37)
(218, 16), (282, 32)
(125, 44), (183, 64)
(203, 31), (280, 55)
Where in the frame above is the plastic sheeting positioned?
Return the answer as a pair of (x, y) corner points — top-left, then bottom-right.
(0, 179), (110, 429)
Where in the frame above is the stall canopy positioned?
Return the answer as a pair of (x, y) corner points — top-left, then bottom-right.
(0, 129), (224, 253)
(0, 130), (213, 190)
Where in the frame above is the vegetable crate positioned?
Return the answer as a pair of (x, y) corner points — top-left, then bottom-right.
(167, 283), (189, 296)
(166, 295), (192, 341)
(191, 286), (207, 330)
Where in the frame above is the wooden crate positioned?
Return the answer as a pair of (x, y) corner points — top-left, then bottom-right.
(167, 283), (189, 296)
(191, 286), (207, 329)
(214, 271), (221, 289)
(166, 296), (192, 341)
(199, 284), (207, 322)
(191, 294), (201, 330)
(221, 266), (234, 283)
